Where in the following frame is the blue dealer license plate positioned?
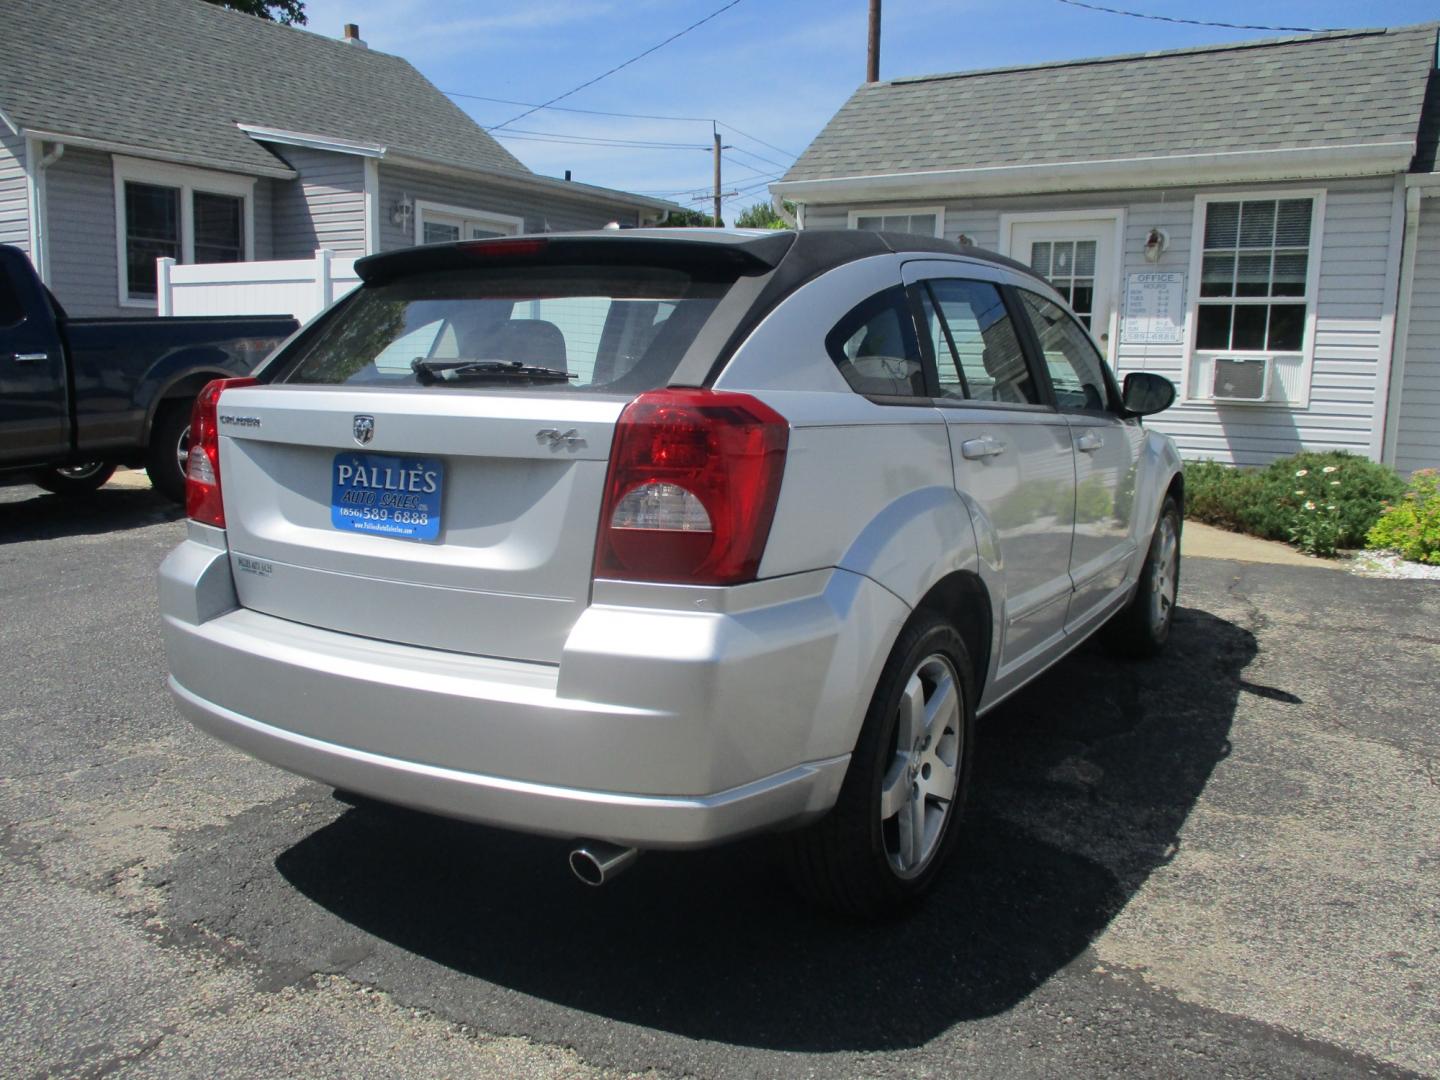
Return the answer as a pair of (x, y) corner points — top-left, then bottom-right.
(331, 452), (444, 541)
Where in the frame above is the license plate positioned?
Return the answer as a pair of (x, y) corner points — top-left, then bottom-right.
(331, 452), (444, 542)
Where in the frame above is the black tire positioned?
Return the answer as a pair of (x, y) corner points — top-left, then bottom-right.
(787, 611), (976, 919)
(33, 461), (116, 496)
(145, 401), (192, 504)
(1104, 495), (1182, 659)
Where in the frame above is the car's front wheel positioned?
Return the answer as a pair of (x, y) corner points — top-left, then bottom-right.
(1105, 494), (1181, 658)
(788, 611), (975, 918)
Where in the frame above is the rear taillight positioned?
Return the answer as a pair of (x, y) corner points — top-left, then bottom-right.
(595, 389), (789, 585)
(185, 377), (259, 528)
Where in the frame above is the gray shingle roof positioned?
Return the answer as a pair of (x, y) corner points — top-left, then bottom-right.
(0, 0), (528, 178)
(784, 24), (1440, 182)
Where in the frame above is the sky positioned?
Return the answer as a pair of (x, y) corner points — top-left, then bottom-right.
(294, 0), (1439, 216)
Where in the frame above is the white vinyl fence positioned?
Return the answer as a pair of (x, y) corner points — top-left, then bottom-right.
(156, 249), (360, 322)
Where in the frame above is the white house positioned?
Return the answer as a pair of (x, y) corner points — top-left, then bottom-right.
(0, 0), (674, 320)
(773, 24), (1440, 472)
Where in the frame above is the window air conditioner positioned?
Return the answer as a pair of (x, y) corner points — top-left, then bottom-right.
(1212, 356), (1270, 402)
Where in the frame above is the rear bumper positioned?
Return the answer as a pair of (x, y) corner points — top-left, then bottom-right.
(160, 535), (908, 848)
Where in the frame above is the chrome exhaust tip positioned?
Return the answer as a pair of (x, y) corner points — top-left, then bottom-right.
(568, 840), (638, 886)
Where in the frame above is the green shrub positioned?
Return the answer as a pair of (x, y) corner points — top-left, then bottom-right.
(1183, 451), (1405, 554)
(1366, 469), (1440, 564)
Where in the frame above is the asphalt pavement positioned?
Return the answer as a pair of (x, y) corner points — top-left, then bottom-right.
(2, 477), (1437, 1079)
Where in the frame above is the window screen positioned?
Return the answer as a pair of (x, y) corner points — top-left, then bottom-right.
(853, 212), (939, 237)
(124, 182), (180, 299)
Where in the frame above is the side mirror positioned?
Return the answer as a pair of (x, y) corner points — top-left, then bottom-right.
(1122, 371), (1176, 417)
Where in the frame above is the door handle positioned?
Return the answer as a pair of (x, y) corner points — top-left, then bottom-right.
(8, 352), (49, 364)
(1076, 432), (1104, 453)
(960, 436), (1007, 460)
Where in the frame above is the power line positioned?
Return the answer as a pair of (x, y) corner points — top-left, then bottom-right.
(487, 0), (748, 133)
(715, 122), (797, 160)
(495, 127), (711, 150)
(723, 144), (794, 173)
(1054, 0), (1344, 33)
(444, 91), (716, 124)
(494, 133), (711, 152)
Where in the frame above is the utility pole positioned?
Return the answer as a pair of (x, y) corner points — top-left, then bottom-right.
(867, 0), (881, 83)
(712, 128), (723, 226)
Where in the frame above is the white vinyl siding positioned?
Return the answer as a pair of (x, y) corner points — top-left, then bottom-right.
(376, 163), (637, 252)
(1394, 198), (1440, 473)
(270, 146), (366, 259)
(0, 130), (28, 254)
(802, 175), (1401, 466)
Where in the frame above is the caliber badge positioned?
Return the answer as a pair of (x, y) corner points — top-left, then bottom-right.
(353, 415), (375, 446)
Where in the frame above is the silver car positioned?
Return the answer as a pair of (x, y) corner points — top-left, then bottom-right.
(159, 229), (1181, 917)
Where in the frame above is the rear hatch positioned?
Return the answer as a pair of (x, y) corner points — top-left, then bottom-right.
(216, 234), (786, 664)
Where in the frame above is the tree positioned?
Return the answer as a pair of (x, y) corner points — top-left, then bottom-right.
(734, 200), (795, 229)
(204, 0), (307, 25)
(656, 208), (723, 228)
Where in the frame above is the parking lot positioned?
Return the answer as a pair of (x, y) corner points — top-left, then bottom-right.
(2, 475), (1437, 1079)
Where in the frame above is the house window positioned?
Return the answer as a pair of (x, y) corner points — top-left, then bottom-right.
(848, 207), (944, 238)
(114, 157), (253, 305)
(414, 201), (524, 245)
(1195, 198), (1314, 353)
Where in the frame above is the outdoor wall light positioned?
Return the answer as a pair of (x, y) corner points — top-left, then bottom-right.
(1144, 227), (1170, 262)
(391, 193), (413, 231)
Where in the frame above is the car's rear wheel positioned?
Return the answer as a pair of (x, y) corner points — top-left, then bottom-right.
(1104, 495), (1181, 658)
(787, 611), (975, 918)
(146, 401), (192, 504)
(33, 461), (116, 496)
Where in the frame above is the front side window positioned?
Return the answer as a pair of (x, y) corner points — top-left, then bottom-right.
(1195, 198), (1313, 353)
(922, 279), (1040, 405)
(1020, 291), (1112, 412)
(825, 287), (925, 397)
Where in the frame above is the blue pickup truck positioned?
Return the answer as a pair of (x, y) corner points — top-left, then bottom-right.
(0, 244), (297, 501)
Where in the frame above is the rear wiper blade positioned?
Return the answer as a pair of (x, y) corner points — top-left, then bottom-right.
(411, 358), (576, 385)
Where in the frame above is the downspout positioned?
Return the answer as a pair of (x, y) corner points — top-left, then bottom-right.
(23, 138), (64, 282)
(1381, 182), (1423, 466)
(771, 191), (797, 228)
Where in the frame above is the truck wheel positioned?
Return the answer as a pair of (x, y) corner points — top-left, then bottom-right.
(787, 611), (975, 919)
(1104, 495), (1181, 658)
(34, 462), (117, 496)
(146, 402), (192, 504)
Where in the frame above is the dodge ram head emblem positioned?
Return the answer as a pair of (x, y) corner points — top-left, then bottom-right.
(353, 415), (375, 446)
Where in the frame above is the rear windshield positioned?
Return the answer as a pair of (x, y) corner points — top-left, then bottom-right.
(277, 265), (732, 394)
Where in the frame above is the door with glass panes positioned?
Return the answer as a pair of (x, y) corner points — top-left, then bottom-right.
(1007, 217), (1120, 360)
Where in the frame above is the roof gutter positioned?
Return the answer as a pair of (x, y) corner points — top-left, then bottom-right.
(772, 141), (1416, 203)
(19, 127), (297, 179)
(382, 150), (679, 220)
(236, 124), (385, 159)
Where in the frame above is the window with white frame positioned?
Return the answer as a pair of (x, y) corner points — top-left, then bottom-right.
(1184, 192), (1325, 406)
(415, 201), (523, 245)
(848, 207), (944, 237)
(114, 157), (252, 304)
(1195, 197), (1315, 355)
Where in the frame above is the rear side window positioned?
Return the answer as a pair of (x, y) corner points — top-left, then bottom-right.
(824, 287), (925, 397)
(924, 279), (1040, 405)
(1019, 291), (1113, 412)
(278, 265), (726, 394)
